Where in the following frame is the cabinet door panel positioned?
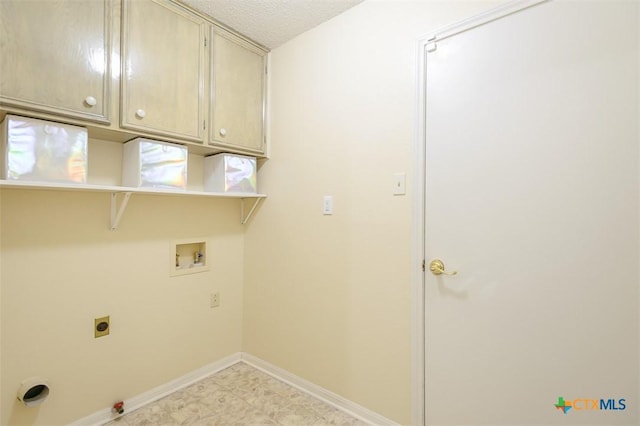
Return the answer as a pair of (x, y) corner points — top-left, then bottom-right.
(210, 31), (266, 154)
(0, 0), (110, 123)
(121, 0), (205, 142)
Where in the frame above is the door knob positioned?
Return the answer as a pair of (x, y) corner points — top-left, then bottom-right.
(429, 259), (457, 276)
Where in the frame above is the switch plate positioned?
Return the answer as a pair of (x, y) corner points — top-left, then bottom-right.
(392, 173), (406, 195)
(323, 196), (333, 215)
(94, 316), (110, 338)
(210, 292), (220, 308)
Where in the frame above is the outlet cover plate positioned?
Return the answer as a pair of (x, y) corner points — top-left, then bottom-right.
(95, 316), (110, 338)
(210, 292), (220, 308)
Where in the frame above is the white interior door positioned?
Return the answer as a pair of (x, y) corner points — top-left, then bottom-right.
(424, 1), (639, 425)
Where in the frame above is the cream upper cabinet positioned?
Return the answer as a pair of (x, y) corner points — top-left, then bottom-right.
(121, 0), (206, 143)
(0, 0), (110, 123)
(210, 29), (267, 155)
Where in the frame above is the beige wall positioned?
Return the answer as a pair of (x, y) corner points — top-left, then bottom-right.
(243, 0), (504, 424)
(0, 140), (245, 425)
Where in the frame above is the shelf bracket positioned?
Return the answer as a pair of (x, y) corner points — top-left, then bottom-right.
(240, 197), (263, 225)
(110, 192), (133, 231)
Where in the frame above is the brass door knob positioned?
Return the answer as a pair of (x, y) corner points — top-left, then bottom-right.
(429, 259), (457, 276)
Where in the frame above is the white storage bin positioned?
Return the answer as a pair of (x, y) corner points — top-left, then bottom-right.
(204, 153), (257, 193)
(122, 138), (187, 189)
(0, 114), (88, 183)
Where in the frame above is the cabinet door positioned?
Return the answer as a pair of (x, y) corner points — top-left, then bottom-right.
(121, 0), (205, 142)
(0, 0), (110, 123)
(210, 30), (266, 154)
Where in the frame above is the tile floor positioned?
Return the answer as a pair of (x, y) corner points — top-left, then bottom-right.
(107, 362), (369, 426)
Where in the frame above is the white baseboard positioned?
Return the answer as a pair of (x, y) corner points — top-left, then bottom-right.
(241, 353), (398, 426)
(68, 351), (397, 426)
(67, 352), (242, 426)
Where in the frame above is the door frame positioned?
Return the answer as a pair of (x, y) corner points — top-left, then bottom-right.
(410, 1), (548, 424)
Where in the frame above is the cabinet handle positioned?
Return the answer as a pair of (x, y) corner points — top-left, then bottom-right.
(219, 128), (227, 137)
(135, 109), (146, 119)
(84, 96), (97, 107)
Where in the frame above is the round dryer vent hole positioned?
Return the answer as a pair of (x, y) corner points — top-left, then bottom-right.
(17, 378), (50, 406)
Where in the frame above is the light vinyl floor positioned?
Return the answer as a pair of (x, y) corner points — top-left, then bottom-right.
(108, 362), (368, 426)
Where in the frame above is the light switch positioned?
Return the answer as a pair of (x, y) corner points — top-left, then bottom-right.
(323, 195), (333, 215)
(392, 173), (406, 195)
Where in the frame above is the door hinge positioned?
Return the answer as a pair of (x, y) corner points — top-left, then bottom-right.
(422, 259), (426, 271)
(203, 120), (206, 131)
(204, 37), (207, 47)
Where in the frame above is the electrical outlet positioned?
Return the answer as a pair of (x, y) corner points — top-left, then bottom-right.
(94, 316), (110, 338)
(210, 292), (220, 308)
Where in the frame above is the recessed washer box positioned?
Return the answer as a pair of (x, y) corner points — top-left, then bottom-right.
(122, 138), (187, 189)
(0, 114), (88, 183)
(204, 153), (257, 193)
(171, 238), (208, 276)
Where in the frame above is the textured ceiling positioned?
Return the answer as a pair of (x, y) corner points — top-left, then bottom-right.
(181, 0), (364, 49)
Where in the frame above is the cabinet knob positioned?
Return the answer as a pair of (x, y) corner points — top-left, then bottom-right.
(219, 128), (227, 137)
(84, 96), (97, 107)
(135, 109), (146, 119)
